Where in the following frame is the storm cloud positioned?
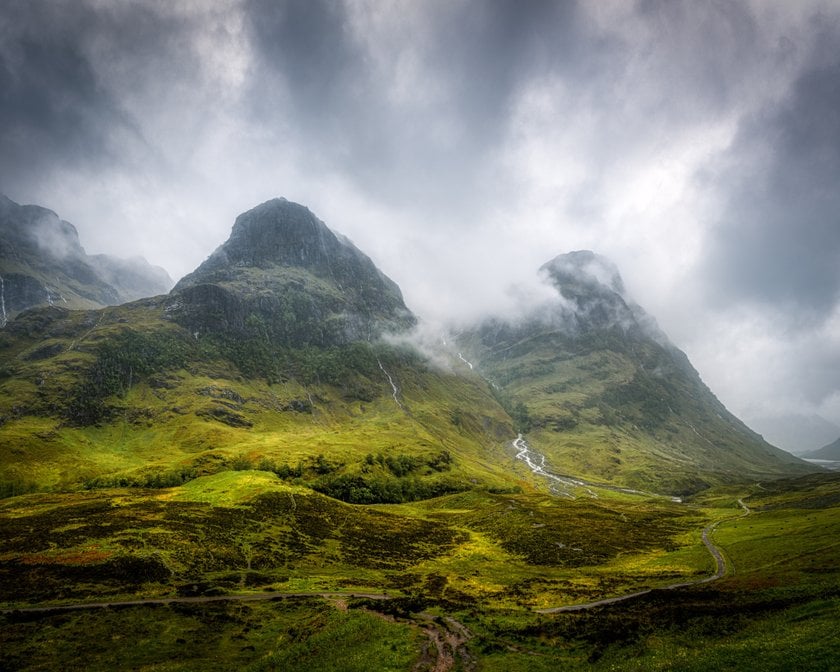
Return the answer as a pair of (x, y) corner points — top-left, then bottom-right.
(1, 0), (840, 450)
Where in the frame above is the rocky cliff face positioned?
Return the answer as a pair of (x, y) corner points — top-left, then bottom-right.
(0, 194), (172, 325)
(169, 198), (415, 345)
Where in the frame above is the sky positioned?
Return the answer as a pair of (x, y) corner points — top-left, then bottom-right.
(1, 0), (840, 451)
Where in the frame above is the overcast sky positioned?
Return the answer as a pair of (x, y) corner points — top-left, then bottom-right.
(2, 0), (840, 450)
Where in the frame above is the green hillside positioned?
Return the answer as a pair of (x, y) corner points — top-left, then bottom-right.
(0, 300), (514, 500)
(457, 251), (814, 495)
(0, 201), (832, 671)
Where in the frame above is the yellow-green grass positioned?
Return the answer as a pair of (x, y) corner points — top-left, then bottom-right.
(2, 474), (837, 669)
(711, 480), (840, 592)
(166, 470), (309, 506)
(0, 303), (520, 497)
(0, 365), (515, 491)
(0, 471), (719, 610)
(460, 321), (815, 494)
(469, 473), (840, 671)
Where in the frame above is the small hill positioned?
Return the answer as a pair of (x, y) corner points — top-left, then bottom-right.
(803, 437), (840, 461)
(0, 194), (172, 326)
(456, 250), (815, 495)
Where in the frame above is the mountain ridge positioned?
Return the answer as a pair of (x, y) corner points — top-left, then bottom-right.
(0, 197), (833, 671)
(0, 194), (172, 325)
(0, 198), (816, 499)
(803, 436), (840, 461)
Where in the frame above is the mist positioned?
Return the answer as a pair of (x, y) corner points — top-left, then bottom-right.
(2, 0), (840, 448)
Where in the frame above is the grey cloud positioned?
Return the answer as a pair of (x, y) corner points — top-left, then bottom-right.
(634, 0), (764, 114)
(702, 43), (840, 322)
(0, 3), (124, 190)
(0, 1), (232, 196)
(240, 0), (603, 215)
(3, 0), (840, 438)
(243, 0), (361, 136)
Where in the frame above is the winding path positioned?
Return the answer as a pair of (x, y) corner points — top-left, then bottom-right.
(536, 494), (752, 613)
(514, 434), (755, 613)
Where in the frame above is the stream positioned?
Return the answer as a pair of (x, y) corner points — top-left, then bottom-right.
(512, 434), (681, 502)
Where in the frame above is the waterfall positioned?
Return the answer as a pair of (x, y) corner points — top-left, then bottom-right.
(0, 275), (6, 327)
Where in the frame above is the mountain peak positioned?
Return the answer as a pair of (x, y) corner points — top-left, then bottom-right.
(223, 198), (336, 268)
(0, 194), (172, 323)
(170, 198), (414, 346)
(456, 250), (813, 495)
(540, 250), (626, 297)
(175, 198), (381, 286)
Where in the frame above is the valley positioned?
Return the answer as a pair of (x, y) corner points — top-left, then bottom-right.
(2, 450), (837, 671)
(0, 198), (836, 671)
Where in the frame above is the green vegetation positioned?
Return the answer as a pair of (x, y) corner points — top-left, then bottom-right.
(457, 323), (814, 494)
(2, 471), (839, 670)
(0, 282), (835, 669)
(1, 599), (421, 672)
(0, 301), (515, 498)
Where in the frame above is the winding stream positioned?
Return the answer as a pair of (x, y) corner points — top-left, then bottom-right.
(0, 275), (6, 327)
(512, 434), (679, 501)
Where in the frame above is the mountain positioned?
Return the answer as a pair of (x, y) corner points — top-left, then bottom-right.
(0, 194), (172, 326)
(1, 200), (834, 671)
(802, 437), (840, 461)
(456, 250), (814, 495)
(0, 205), (814, 498)
(745, 412), (840, 455)
(0, 198), (513, 498)
(169, 198), (414, 346)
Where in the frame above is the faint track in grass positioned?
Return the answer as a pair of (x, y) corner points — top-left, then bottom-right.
(0, 591), (391, 615)
(536, 496), (753, 613)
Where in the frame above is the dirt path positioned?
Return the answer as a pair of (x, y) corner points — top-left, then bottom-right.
(537, 497), (753, 614)
(411, 613), (474, 672)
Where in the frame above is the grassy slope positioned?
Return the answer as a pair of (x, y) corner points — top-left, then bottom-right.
(1, 598), (422, 672)
(1, 303), (837, 669)
(471, 472), (840, 671)
(0, 471), (708, 606)
(2, 471), (838, 669)
(459, 325), (813, 495)
(0, 301), (514, 496)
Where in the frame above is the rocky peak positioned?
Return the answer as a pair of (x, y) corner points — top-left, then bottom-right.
(541, 250), (626, 298)
(170, 198), (415, 346)
(536, 250), (636, 333)
(0, 196), (86, 261)
(224, 198), (340, 268)
(175, 199), (396, 293)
